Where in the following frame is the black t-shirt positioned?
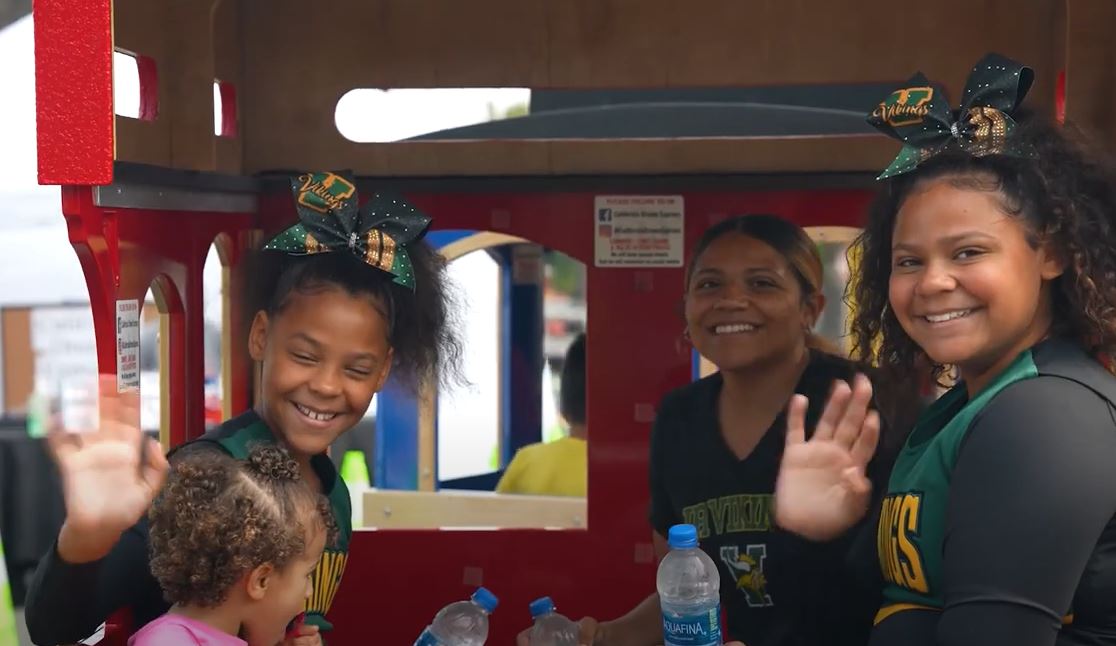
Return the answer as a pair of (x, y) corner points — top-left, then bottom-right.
(649, 351), (894, 646)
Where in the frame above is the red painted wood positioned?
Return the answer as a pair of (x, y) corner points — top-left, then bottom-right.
(33, 0), (114, 185)
(62, 179), (872, 644)
(61, 187), (257, 445)
(324, 187), (873, 644)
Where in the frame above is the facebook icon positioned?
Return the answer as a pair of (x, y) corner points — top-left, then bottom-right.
(598, 208), (612, 222)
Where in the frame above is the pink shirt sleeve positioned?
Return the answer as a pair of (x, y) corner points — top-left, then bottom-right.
(128, 615), (247, 646)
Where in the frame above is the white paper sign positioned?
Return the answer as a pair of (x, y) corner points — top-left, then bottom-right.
(30, 305), (97, 389)
(594, 195), (684, 267)
(116, 299), (141, 392)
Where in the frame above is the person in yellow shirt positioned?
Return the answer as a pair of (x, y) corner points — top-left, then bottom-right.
(496, 333), (587, 497)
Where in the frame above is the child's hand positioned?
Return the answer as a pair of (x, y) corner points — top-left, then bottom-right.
(279, 622), (321, 646)
(51, 375), (170, 563)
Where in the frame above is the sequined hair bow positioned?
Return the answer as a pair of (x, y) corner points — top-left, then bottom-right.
(867, 53), (1035, 179)
(264, 171), (431, 290)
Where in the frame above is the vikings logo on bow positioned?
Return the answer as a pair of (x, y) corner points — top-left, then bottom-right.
(263, 170), (432, 290)
(872, 86), (935, 128)
(867, 53), (1035, 179)
(296, 172), (357, 215)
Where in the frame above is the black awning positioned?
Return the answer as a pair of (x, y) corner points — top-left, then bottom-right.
(408, 84), (893, 140)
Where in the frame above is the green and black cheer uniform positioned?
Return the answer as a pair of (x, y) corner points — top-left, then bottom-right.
(650, 350), (903, 646)
(871, 338), (1116, 646)
(24, 410), (352, 645)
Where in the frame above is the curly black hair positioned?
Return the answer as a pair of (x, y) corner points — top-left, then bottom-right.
(850, 114), (1116, 383)
(246, 238), (464, 392)
(148, 444), (339, 608)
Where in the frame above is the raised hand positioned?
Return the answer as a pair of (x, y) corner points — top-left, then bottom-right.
(774, 374), (880, 541)
(49, 375), (169, 563)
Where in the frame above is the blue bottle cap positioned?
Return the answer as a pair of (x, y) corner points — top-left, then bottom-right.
(472, 586), (499, 613)
(668, 523), (699, 549)
(529, 596), (556, 619)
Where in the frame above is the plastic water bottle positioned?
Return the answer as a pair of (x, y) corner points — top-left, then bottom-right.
(657, 524), (722, 646)
(414, 587), (499, 646)
(527, 596), (579, 646)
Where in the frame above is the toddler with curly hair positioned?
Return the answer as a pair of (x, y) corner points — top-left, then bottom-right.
(129, 444), (337, 646)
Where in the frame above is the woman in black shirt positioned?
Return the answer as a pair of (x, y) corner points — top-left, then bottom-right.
(572, 214), (917, 646)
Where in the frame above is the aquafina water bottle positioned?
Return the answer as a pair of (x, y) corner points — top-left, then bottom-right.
(414, 587), (499, 646)
(527, 596), (579, 646)
(657, 524), (722, 646)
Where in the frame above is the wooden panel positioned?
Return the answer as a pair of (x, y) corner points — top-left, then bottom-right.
(115, 117), (171, 167)
(213, 0), (244, 173)
(114, 0), (169, 62)
(544, 0), (1057, 90)
(1064, 0), (1116, 148)
(250, 135), (898, 176)
(215, 136), (242, 174)
(362, 489), (587, 529)
(541, 136), (897, 174)
(110, 0), (1102, 174)
(241, 0), (1060, 90)
(159, 310), (171, 450)
(164, 0), (220, 170)
(113, 0), (173, 167)
(255, 138), (549, 177)
(237, 0), (1061, 175)
(1, 308), (33, 413)
(113, 0), (225, 170)
(417, 388), (435, 492)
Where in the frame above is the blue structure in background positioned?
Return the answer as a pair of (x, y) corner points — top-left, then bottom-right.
(373, 230), (545, 491)
(372, 377), (421, 490)
(494, 245), (546, 471)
